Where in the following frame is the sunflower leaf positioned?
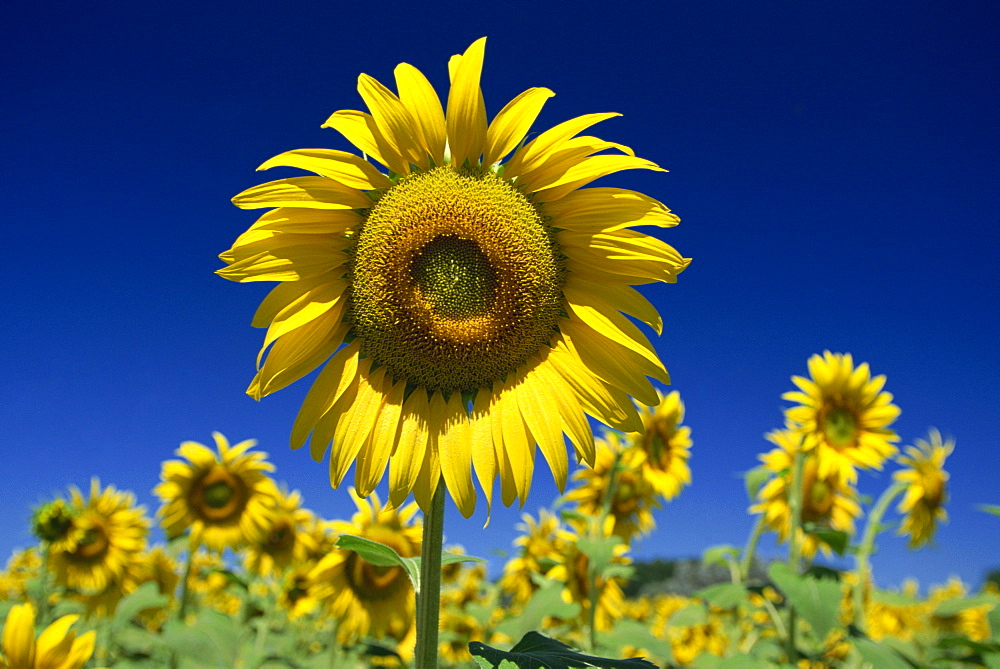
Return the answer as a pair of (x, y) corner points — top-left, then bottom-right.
(334, 534), (422, 592)
(469, 631), (658, 669)
(767, 563), (841, 641)
(976, 504), (1000, 516)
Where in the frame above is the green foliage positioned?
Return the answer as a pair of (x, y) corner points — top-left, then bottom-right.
(767, 563), (841, 641)
(469, 631), (657, 669)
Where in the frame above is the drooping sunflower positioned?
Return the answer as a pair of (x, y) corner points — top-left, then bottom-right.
(894, 428), (953, 549)
(243, 487), (318, 578)
(783, 351), (900, 482)
(218, 37), (689, 517)
(155, 432), (280, 551)
(49, 478), (149, 595)
(309, 490), (422, 645)
(563, 434), (660, 542)
(0, 602), (95, 669)
(749, 429), (862, 559)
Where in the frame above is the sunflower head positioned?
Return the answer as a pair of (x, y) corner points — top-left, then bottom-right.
(632, 389), (693, 500)
(244, 487), (317, 577)
(219, 37), (689, 517)
(155, 432), (279, 552)
(0, 602), (96, 669)
(30, 498), (80, 548)
(49, 479), (149, 595)
(309, 490), (422, 645)
(783, 351), (900, 482)
(894, 428), (953, 548)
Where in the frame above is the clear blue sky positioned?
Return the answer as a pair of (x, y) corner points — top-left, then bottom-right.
(3, 1), (997, 591)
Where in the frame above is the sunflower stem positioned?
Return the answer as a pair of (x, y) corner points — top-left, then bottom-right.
(177, 538), (196, 622)
(739, 514), (765, 584)
(415, 480), (446, 669)
(852, 480), (907, 633)
(784, 436), (807, 662)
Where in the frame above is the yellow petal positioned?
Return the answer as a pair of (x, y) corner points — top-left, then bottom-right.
(515, 136), (634, 191)
(532, 155), (666, 202)
(564, 288), (666, 376)
(561, 319), (665, 404)
(328, 363), (387, 487)
(35, 615), (79, 669)
(2, 603), (36, 669)
(484, 87), (554, 166)
(290, 341), (360, 451)
(389, 387), (430, 509)
(437, 391), (476, 518)
(543, 187), (680, 233)
(565, 274), (662, 334)
(532, 358), (596, 466)
(515, 365), (569, 492)
(248, 318), (347, 400)
(322, 109), (407, 175)
(470, 387), (497, 521)
(232, 177), (370, 210)
(354, 377), (405, 497)
(255, 279), (348, 366)
(503, 112), (619, 177)
(395, 62), (447, 167)
(446, 37), (488, 165)
(243, 207), (362, 235)
(258, 149), (392, 190)
(497, 376), (534, 506)
(358, 74), (424, 173)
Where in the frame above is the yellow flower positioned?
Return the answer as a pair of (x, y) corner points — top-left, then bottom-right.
(309, 491), (421, 645)
(30, 500), (80, 552)
(219, 37), (689, 517)
(49, 479), (149, 595)
(564, 435), (659, 542)
(276, 565), (320, 620)
(894, 428), (953, 548)
(243, 488), (317, 578)
(499, 510), (574, 608)
(750, 429), (862, 559)
(186, 550), (242, 617)
(632, 389), (692, 500)
(0, 550), (42, 602)
(0, 602), (95, 669)
(783, 351), (900, 482)
(155, 432), (280, 551)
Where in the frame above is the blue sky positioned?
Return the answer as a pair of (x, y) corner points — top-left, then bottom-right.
(3, 1), (997, 591)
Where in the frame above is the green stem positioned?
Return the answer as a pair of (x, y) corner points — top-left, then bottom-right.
(739, 514), (765, 583)
(588, 448), (624, 652)
(853, 481), (907, 633)
(177, 538), (197, 621)
(414, 480), (446, 669)
(784, 437), (807, 663)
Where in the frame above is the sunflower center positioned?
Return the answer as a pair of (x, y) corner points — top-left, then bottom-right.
(644, 420), (675, 464)
(344, 552), (407, 601)
(350, 166), (564, 394)
(266, 519), (296, 552)
(823, 407), (857, 447)
(75, 524), (109, 560)
(191, 468), (248, 523)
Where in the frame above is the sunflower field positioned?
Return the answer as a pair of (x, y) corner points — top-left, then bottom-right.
(2, 359), (998, 668)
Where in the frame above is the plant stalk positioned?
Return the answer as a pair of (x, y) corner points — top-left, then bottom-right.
(784, 437), (807, 663)
(853, 480), (907, 632)
(414, 480), (446, 669)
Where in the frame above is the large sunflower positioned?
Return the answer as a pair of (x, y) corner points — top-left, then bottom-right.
(218, 37), (689, 517)
(155, 432), (279, 551)
(49, 478), (149, 595)
(894, 428), (953, 548)
(309, 490), (422, 645)
(783, 351), (900, 482)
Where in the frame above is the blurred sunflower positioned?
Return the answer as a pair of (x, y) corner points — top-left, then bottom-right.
(30, 499), (80, 552)
(0, 549), (41, 601)
(499, 510), (574, 608)
(155, 432), (279, 552)
(783, 351), (900, 482)
(750, 429), (862, 559)
(49, 479), (149, 595)
(632, 389), (692, 499)
(0, 602), (95, 669)
(894, 428), (953, 548)
(244, 487), (317, 578)
(219, 37), (689, 517)
(277, 564), (320, 620)
(309, 490), (422, 645)
(564, 434), (659, 542)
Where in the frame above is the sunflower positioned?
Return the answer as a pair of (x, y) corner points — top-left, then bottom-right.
(632, 389), (692, 499)
(30, 499), (81, 552)
(783, 351), (900, 482)
(0, 602), (95, 669)
(749, 429), (862, 559)
(309, 490), (422, 645)
(277, 564), (321, 620)
(218, 37), (689, 517)
(894, 428), (953, 548)
(155, 432), (280, 551)
(244, 487), (318, 577)
(49, 479), (149, 595)
(498, 509), (575, 608)
(563, 434), (660, 542)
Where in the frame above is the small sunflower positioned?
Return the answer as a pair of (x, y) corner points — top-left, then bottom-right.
(783, 351), (900, 482)
(0, 550), (41, 601)
(49, 478), (149, 595)
(632, 389), (692, 500)
(750, 429), (862, 559)
(894, 428), (953, 548)
(219, 37), (689, 517)
(155, 432), (280, 551)
(498, 510), (574, 608)
(277, 564), (320, 620)
(563, 434), (660, 542)
(0, 602), (95, 669)
(30, 498), (81, 552)
(309, 490), (422, 645)
(244, 487), (318, 577)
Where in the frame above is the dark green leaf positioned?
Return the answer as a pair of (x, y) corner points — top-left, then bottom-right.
(804, 527), (849, 556)
(767, 563), (841, 640)
(696, 583), (749, 610)
(933, 594), (999, 617)
(669, 602), (709, 627)
(851, 637), (911, 669)
(334, 535), (420, 593)
(112, 581), (171, 629)
(469, 631), (658, 669)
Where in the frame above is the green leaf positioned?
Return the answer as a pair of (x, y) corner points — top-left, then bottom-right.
(851, 637), (911, 669)
(933, 594), (999, 617)
(469, 631), (658, 669)
(112, 581), (171, 629)
(334, 534), (421, 593)
(442, 551), (488, 567)
(712, 655), (776, 668)
(576, 535), (623, 575)
(696, 583), (749, 610)
(767, 563), (841, 641)
(803, 526), (849, 556)
(744, 466), (771, 501)
(668, 602), (708, 627)
(977, 504), (1000, 517)
(601, 619), (674, 664)
(495, 582), (580, 641)
(702, 545), (739, 568)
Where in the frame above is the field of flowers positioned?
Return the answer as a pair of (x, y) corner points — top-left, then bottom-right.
(2, 352), (998, 668)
